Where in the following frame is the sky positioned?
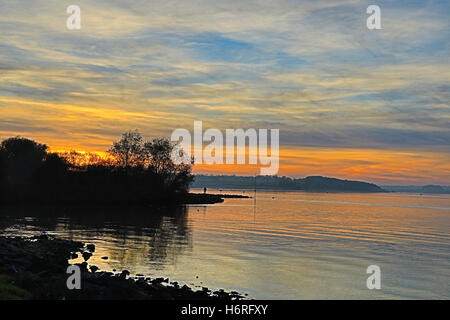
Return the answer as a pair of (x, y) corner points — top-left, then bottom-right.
(0, 0), (449, 185)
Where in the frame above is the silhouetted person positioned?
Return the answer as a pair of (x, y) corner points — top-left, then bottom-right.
(203, 187), (207, 194)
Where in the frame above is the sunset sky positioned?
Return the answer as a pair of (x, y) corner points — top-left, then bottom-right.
(0, 0), (449, 185)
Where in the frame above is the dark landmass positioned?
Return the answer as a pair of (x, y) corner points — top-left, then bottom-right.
(0, 235), (245, 300)
(183, 193), (250, 204)
(0, 190), (246, 206)
(0, 136), (248, 206)
(0, 136), (195, 206)
(381, 185), (450, 194)
(193, 175), (385, 193)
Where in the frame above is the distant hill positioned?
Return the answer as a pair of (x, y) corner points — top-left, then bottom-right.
(192, 175), (385, 193)
(381, 185), (450, 194)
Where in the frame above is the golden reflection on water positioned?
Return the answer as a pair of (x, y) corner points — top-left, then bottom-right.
(183, 191), (449, 299)
(1, 191), (449, 299)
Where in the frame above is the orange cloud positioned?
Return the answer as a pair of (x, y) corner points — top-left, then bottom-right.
(1, 96), (448, 185)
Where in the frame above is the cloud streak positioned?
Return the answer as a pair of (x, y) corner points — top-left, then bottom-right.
(0, 0), (448, 184)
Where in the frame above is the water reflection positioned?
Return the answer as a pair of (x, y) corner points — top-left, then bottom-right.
(1, 190), (449, 299)
(0, 205), (191, 274)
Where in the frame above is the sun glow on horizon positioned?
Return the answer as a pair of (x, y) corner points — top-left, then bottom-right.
(30, 142), (450, 186)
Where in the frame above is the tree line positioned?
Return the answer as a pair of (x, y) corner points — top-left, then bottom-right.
(0, 130), (194, 205)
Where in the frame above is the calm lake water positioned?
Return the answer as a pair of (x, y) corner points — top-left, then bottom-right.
(1, 190), (449, 299)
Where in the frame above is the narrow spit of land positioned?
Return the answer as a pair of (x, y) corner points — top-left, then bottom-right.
(183, 193), (250, 204)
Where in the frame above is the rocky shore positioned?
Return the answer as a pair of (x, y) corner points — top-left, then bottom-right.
(0, 235), (245, 300)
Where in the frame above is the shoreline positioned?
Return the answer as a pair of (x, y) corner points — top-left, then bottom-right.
(183, 193), (250, 204)
(0, 192), (250, 206)
(0, 235), (246, 300)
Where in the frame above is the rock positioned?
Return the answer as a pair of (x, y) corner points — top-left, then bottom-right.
(69, 253), (78, 259)
(82, 252), (92, 261)
(101, 256), (108, 260)
(99, 272), (113, 277)
(119, 270), (130, 278)
(90, 265), (99, 273)
(152, 277), (165, 284)
(86, 244), (95, 252)
(76, 262), (88, 272)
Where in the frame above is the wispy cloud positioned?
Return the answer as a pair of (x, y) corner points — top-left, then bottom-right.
(0, 0), (448, 183)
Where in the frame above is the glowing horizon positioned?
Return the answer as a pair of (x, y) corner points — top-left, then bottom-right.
(9, 136), (448, 186)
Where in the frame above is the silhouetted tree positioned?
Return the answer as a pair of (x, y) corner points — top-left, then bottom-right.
(145, 138), (173, 176)
(145, 138), (194, 193)
(0, 147), (6, 185)
(1, 137), (48, 184)
(58, 151), (115, 169)
(0, 132), (195, 204)
(35, 153), (68, 184)
(108, 130), (146, 169)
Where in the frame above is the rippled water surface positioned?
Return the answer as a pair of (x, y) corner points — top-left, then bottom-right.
(1, 190), (449, 299)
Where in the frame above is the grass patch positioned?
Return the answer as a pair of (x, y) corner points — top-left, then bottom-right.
(0, 275), (32, 300)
